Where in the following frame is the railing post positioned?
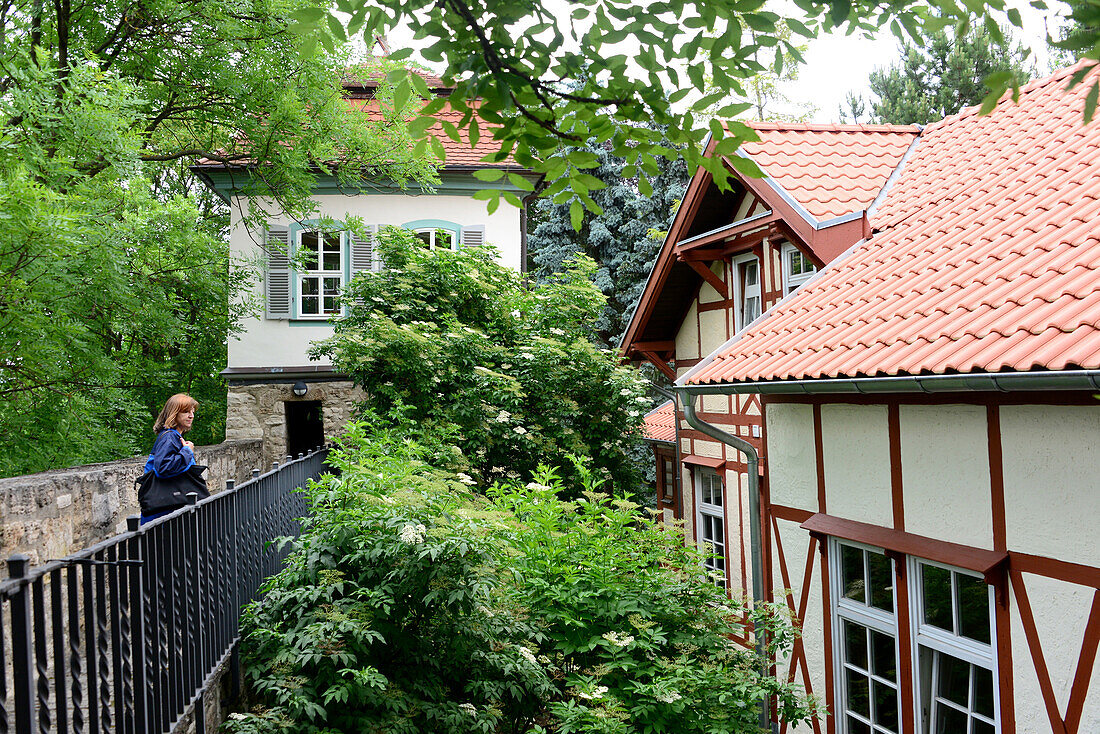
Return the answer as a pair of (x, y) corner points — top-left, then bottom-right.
(127, 515), (148, 734)
(8, 554), (35, 734)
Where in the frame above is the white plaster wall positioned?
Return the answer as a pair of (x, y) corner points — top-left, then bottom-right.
(681, 464), (696, 539)
(1010, 572), (1100, 732)
(699, 308), (726, 358)
(227, 192), (522, 369)
(702, 393), (728, 413)
(820, 404), (893, 526)
(693, 439), (724, 460)
(1001, 405), (1100, 568)
(899, 404), (993, 549)
(675, 301), (700, 360)
(698, 261), (725, 304)
(766, 403), (819, 512)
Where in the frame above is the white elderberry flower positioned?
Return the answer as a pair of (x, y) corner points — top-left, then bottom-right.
(526, 481), (551, 491)
(579, 685), (609, 700)
(513, 426), (527, 434)
(518, 646), (538, 665)
(495, 410), (511, 423)
(550, 327), (566, 335)
(619, 388), (633, 396)
(456, 473), (476, 485)
(511, 309), (521, 318)
(602, 631), (635, 647)
(459, 703), (477, 717)
(398, 523), (426, 544)
(656, 690), (682, 704)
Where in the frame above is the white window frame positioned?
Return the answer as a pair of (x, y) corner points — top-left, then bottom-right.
(782, 243), (817, 296)
(694, 467), (727, 589)
(296, 229), (345, 320)
(731, 253), (762, 332)
(908, 558), (999, 734)
(827, 541), (1001, 734)
(413, 227), (457, 251)
(829, 539), (903, 734)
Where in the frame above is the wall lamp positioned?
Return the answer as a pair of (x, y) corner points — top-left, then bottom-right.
(291, 381), (308, 397)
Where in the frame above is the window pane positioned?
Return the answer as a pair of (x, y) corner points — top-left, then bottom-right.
(301, 277), (319, 296)
(322, 231), (340, 250)
(847, 669), (870, 717)
(933, 703), (968, 734)
(937, 654), (970, 708)
(844, 620), (868, 671)
(873, 680), (899, 732)
(972, 719), (995, 734)
(973, 666), (994, 719)
(868, 551), (894, 611)
(300, 232), (319, 270)
(323, 277), (340, 295)
(415, 230), (432, 247)
(871, 629), (897, 683)
(744, 296), (761, 323)
(744, 260), (759, 286)
(956, 573), (991, 644)
(922, 564), (953, 631)
(322, 251), (340, 271)
(301, 296), (318, 315)
(323, 296), (337, 313)
(841, 545), (866, 603)
(846, 716), (871, 734)
(709, 475), (723, 506)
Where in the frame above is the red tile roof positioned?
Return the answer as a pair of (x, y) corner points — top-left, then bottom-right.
(642, 400), (677, 443)
(739, 122), (920, 221)
(688, 63), (1100, 386)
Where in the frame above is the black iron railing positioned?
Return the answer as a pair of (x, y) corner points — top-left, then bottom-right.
(0, 447), (329, 734)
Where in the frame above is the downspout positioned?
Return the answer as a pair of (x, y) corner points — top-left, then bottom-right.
(675, 386), (774, 734)
(649, 384), (684, 520)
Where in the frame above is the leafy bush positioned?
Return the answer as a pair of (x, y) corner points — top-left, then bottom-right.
(310, 228), (650, 495)
(226, 422), (820, 733)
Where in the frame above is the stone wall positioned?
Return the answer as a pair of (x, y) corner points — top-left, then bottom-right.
(226, 380), (365, 467)
(0, 439), (263, 568)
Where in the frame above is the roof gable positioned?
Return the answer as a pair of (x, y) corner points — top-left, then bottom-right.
(685, 63), (1100, 387)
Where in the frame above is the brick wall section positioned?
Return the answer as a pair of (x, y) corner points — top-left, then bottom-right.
(0, 439), (263, 567)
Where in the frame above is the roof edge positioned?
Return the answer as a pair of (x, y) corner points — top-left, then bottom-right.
(676, 369), (1100, 395)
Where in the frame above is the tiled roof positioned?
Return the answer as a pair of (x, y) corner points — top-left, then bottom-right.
(642, 400), (677, 443)
(738, 122), (920, 222)
(348, 98), (519, 168)
(341, 65), (451, 92)
(687, 63), (1100, 386)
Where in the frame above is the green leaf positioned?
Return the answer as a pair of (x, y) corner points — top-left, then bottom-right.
(291, 7), (324, 24)
(569, 200), (583, 230)
(474, 169), (504, 182)
(1085, 81), (1099, 124)
(393, 80), (411, 112)
(507, 173), (535, 191)
(829, 0), (851, 27)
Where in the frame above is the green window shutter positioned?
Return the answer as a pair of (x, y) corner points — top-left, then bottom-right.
(265, 224), (291, 319)
(460, 225), (485, 249)
(350, 225), (376, 275)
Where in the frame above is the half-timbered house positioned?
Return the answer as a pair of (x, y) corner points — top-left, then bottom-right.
(676, 63), (1100, 733)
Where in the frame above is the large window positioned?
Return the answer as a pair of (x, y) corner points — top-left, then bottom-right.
(297, 229), (344, 318)
(695, 467), (726, 588)
(783, 244), (817, 295)
(829, 541), (998, 734)
(658, 453), (676, 503)
(733, 255), (761, 331)
(413, 227), (456, 250)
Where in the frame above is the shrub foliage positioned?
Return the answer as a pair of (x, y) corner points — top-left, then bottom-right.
(226, 422), (820, 733)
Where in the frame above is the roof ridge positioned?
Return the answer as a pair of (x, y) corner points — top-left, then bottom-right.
(746, 121), (921, 134)
(927, 59), (1097, 131)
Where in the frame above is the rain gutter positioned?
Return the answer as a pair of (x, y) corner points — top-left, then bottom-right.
(675, 369), (1100, 396)
(673, 386), (774, 734)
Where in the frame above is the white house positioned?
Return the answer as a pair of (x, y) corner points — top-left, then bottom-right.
(674, 63), (1100, 733)
(196, 70), (540, 465)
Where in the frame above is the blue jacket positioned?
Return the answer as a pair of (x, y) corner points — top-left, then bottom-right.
(144, 428), (195, 478)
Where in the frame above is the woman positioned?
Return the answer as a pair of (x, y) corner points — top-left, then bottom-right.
(139, 393), (206, 524)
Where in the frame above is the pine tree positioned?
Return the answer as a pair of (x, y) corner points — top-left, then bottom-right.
(527, 138), (688, 348)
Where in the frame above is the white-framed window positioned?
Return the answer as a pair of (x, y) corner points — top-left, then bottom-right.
(695, 467), (726, 589)
(297, 229), (344, 319)
(414, 227), (457, 250)
(911, 560), (998, 734)
(783, 243), (817, 295)
(732, 254), (761, 331)
(831, 541), (902, 734)
(828, 540), (999, 734)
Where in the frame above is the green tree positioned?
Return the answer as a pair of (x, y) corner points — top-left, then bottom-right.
(0, 0), (436, 474)
(311, 228), (650, 492)
(854, 27), (1033, 125)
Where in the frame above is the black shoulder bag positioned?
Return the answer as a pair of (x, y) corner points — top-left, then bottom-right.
(135, 464), (210, 515)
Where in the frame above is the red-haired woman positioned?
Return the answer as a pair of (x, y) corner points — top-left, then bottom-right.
(139, 393), (204, 524)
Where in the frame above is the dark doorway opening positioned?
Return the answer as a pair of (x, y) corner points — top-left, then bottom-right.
(285, 400), (324, 458)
